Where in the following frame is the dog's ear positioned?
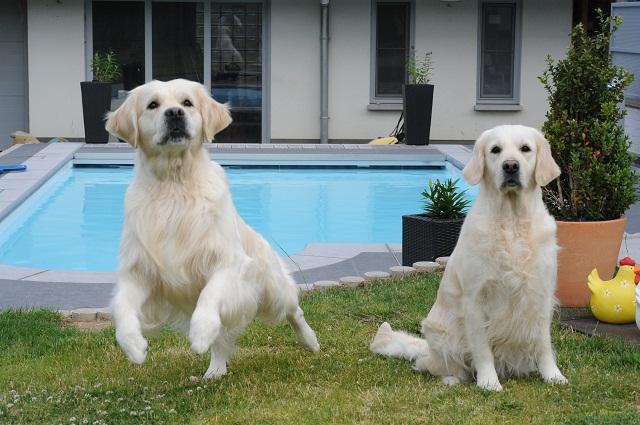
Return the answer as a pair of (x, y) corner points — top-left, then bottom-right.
(533, 129), (561, 187)
(198, 85), (232, 142)
(463, 129), (490, 185)
(105, 91), (139, 147)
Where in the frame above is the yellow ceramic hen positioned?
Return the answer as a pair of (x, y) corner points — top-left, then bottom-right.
(587, 265), (636, 324)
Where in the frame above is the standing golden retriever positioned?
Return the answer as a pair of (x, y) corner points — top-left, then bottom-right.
(371, 125), (567, 391)
(106, 79), (320, 379)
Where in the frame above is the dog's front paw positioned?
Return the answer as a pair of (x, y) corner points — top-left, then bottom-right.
(542, 370), (568, 385)
(476, 371), (503, 392)
(189, 313), (221, 355)
(116, 329), (148, 364)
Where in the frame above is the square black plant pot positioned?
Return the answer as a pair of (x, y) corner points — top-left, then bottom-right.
(402, 84), (434, 145)
(402, 214), (464, 266)
(81, 81), (112, 144)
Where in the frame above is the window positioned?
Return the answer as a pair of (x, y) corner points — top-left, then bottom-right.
(372, 1), (411, 101)
(92, 1), (145, 94)
(152, 2), (204, 82)
(90, 0), (266, 143)
(478, 1), (521, 103)
(211, 3), (263, 143)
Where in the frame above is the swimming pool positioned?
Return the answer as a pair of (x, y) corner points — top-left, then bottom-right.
(0, 164), (476, 271)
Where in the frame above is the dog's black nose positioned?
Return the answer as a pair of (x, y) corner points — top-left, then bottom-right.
(165, 107), (185, 118)
(502, 160), (519, 174)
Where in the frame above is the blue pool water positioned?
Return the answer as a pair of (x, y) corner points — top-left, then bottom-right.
(0, 164), (477, 272)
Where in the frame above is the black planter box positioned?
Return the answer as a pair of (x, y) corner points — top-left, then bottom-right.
(402, 214), (464, 266)
(402, 84), (434, 146)
(81, 81), (112, 144)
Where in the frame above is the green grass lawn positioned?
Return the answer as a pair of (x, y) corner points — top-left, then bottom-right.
(1, 274), (639, 424)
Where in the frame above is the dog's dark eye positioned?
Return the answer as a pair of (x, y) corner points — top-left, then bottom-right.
(490, 146), (501, 154)
(521, 145), (531, 153)
(147, 101), (158, 110)
(183, 99), (193, 107)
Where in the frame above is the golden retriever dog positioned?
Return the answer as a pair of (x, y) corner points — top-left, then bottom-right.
(105, 79), (320, 379)
(370, 125), (567, 391)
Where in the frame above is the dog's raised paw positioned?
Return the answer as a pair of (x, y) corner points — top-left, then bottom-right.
(189, 313), (221, 355)
(116, 330), (148, 364)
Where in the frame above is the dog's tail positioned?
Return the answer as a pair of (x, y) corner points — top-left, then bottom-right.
(370, 322), (429, 361)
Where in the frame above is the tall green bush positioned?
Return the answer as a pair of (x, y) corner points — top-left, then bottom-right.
(539, 11), (637, 221)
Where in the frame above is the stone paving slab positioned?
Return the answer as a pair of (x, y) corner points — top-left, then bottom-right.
(0, 280), (113, 310)
(561, 318), (640, 345)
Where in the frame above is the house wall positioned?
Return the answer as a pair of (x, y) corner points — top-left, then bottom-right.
(27, 0), (86, 138)
(270, 0), (572, 142)
(270, 0), (320, 141)
(23, 0), (571, 142)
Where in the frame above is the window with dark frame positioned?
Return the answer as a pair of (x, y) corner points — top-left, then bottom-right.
(479, 2), (517, 100)
(374, 2), (410, 98)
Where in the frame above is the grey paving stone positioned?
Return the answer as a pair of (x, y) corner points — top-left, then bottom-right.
(363, 271), (391, 281)
(313, 280), (341, 290)
(0, 280), (113, 310)
(389, 266), (416, 277)
(71, 308), (98, 322)
(413, 261), (440, 273)
(339, 276), (365, 288)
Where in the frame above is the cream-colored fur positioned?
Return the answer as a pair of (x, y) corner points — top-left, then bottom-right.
(106, 79), (319, 379)
(371, 125), (567, 391)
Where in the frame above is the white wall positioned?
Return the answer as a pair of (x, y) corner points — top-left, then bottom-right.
(271, 0), (572, 142)
(27, 0), (85, 138)
(270, 0), (320, 141)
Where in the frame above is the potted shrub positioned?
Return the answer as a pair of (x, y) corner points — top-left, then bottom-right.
(539, 11), (637, 307)
(403, 52), (434, 146)
(81, 51), (121, 144)
(402, 178), (470, 266)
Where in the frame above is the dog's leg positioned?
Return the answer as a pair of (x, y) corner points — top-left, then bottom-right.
(287, 306), (320, 352)
(204, 331), (236, 380)
(189, 268), (239, 354)
(112, 276), (150, 364)
(536, 319), (568, 385)
(463, 296), (502, 391)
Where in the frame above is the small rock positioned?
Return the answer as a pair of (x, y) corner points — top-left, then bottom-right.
(58, 310), (72, 319)
(313, 280), (341, 290)
(339, 276), (365, 288)
(95, 307), (112, 321)
(413, 261), (440, 273)
(71, 308), (97, 322)
(389, 266), (416, 277)
(435, 257), (450, 267)
(363, 271), (391, 281)
(298, 283), (315, 292)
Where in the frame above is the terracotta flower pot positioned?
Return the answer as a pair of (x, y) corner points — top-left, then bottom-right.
(556, 217), (626, 307)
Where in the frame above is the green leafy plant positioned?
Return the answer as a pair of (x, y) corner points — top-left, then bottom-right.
(91, 51), (121, 82)
(538, 10), (637, 221)
(407, 52), (433, 85)
(421, 178), (470, 219)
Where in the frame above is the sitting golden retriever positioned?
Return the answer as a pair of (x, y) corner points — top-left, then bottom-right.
(106, 79), (319, 379)
(371, 125), (567, 391)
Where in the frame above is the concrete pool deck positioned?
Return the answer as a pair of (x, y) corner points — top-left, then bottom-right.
(2, 141), (640, 312)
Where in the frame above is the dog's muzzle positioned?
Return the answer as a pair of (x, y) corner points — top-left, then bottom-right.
(160, 107), (189, 143)
(501, 160), (521, 188)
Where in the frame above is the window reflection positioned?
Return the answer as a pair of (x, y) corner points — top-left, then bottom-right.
(211, 3), (262, 143)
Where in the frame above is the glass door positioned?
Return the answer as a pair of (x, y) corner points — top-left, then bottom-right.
(210, 2), (262, 143)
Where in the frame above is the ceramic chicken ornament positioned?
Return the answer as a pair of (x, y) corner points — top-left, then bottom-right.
(587, 265), (636, 324)
(636, 283), (640, 331)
